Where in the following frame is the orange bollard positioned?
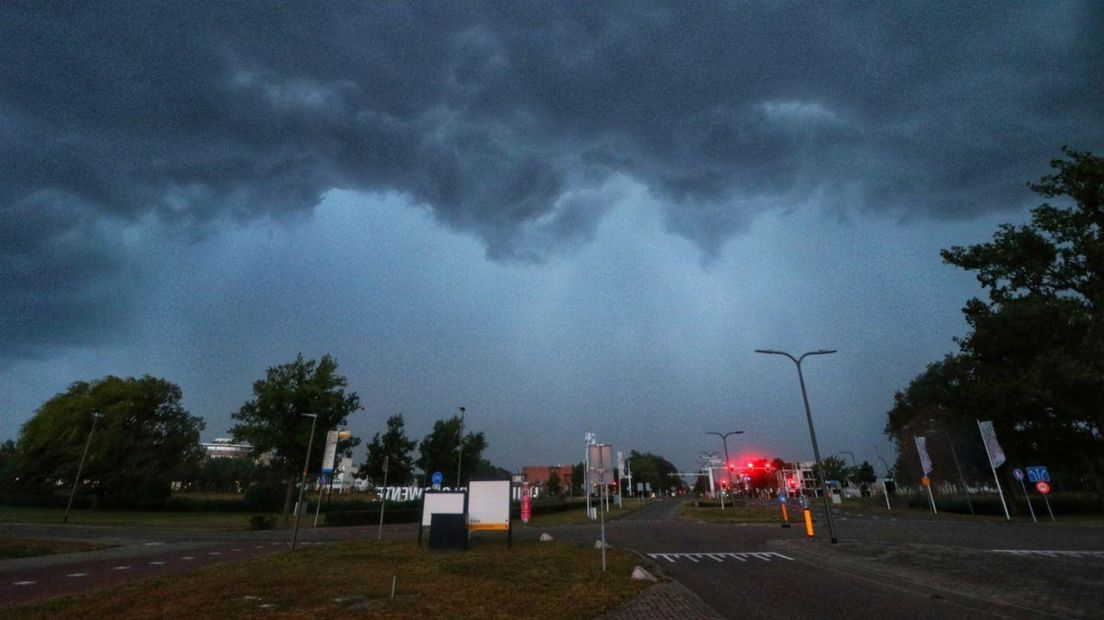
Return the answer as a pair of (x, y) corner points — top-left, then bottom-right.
(781, 503), (791, 528)
(803, 508), (814, 537)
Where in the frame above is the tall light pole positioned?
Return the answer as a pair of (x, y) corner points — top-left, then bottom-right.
(926, 424), (974, 516)
(63, 411), (102, 524)
(456, 406), (466, 488)
(705, 431), (744, 493)
(291, 413), (318, 551)
(756, 348), (839, 544)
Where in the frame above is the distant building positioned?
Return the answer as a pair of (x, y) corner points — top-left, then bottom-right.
(201, 438), (253, 460)
(521, 465), (574, 493)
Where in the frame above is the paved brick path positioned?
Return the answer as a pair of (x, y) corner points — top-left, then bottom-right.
(600, 580), (724, 620)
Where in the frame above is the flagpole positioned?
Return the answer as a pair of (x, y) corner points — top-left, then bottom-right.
(914, 436), (937, 514)
(977, 419), (1011, 520)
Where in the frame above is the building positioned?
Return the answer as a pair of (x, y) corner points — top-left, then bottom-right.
(201, 438), (253, 460)
(521, 465), (574, 493)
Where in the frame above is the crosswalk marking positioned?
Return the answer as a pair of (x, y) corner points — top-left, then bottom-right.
(647, 551), (794, 564)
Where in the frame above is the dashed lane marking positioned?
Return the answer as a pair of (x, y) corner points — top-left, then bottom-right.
(66, 573), (88, 578)
(149, 561), (166, 565)
(993, 550), (1104, 560)
(208, 551), (222, 556)
(181, 556), (196, 561)
(12, 581), (36, 586)
(647, 551), (794, 564)
(112, 566), (131, 570)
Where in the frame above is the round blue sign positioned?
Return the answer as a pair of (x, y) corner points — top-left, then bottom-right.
(431, 471), (444, 486)
(1012, 468), (1024, 481)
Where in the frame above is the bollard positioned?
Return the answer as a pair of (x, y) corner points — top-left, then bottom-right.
(781, 503), (791, 528)
(803, 508), (814, 538)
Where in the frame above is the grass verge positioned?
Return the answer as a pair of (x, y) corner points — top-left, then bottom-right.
(679, 501), (784, 523)
(0, 506), (280, 530)
(15, 539), (651, 619)
(0, 539), (111, 559)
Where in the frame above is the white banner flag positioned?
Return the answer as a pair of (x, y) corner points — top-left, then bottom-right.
(321, 430), (339, 474)
(978, 420), (1006, 468)
(914, 436), (933, 475)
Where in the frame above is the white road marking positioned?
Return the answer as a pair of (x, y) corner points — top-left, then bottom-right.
(112, 566), (131, 570)
(149, 561), (166, 565)
(144, 542), (164, 546)
(12, 581), (36, 586)
(647, 551), (794, 564)
(993, 549), (1104, 560)
(67, 573), (88, 578)
(181, 556), (196, 561)
(208, 551), (222, 556)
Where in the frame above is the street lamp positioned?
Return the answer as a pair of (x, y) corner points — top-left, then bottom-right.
(755, 348), (839, 544)
(705, 431), (744, 493)
(456, 406), (466, 488)
(291, 413), (319, 551)
(63, 411), (102, 524)
(925, 423), (974, 516)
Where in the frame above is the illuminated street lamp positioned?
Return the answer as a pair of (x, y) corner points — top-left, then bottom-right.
(755, 348), (839, 544)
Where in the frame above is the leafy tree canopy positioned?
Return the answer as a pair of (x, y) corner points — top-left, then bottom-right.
(414, 415), (486, 487)
(231, 354), (361, 517)
(363, 414), (417, 486)
(16, 375), (204, 507)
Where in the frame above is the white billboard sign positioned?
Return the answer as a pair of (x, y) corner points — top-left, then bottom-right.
(420, 491), (466, 527)
(467, 479), (511, 531)
(588, 443), (614, 485)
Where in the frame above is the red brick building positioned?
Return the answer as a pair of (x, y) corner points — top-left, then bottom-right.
(522, 465), (573, 493)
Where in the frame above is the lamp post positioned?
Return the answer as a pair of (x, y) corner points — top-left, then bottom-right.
(756, 348), (839, 544)
(291, 413), (319, 550)
(926, 425), (974, 516)
(873, 446), (893, 511)
(456, 406), (466, 488)
(705, 431), (744, 494)
(63, 411), (102, 524)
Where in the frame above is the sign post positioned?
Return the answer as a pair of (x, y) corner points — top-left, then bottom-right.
(377, 455), (389, 541)
(588, 443), (614, 572)
(1035, 481), (1055, 521)
(977, 420), (1011, 520)
(1013, 468), (1037, 523)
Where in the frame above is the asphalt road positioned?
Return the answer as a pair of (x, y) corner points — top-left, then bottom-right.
(2, 501), (1102, 618)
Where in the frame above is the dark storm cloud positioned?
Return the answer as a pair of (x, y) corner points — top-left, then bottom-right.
(2, 1), (1102, 352)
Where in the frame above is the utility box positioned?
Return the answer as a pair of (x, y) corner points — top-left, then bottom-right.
(429, 513), (468, 550)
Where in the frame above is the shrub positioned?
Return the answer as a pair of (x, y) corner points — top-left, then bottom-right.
(249, 514), (275, 530)
(243, 482), (287, 512)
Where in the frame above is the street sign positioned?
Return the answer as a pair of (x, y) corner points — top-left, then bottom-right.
(1035, 481), (1051, 494)
(1012, 468), (1024, 481)
(431, 471), (443, 488)
(1026, 466), (1050, 482)
(321, 430), (339, 474)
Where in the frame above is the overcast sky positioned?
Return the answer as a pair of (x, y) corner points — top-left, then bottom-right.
(2, 2), (1102, 475)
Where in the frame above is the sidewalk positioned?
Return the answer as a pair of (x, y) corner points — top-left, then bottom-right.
(599, 580), (723, 620)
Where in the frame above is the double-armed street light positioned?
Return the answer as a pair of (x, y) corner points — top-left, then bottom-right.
(291, 413), (319, 551)
(705, 431), (744, 493)
(755, 348), (839, 544)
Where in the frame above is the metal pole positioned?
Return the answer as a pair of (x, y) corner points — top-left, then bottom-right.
(291, 413), (319, 550)
(455, 407), (465, 488)
(929, 430), (974, 515)
(706, 431), (743, 502)
(756, 349), (839, 543)
(977, 419), (1011, 520)
(63, 412), (101, 524)
(1018, 478), (1037, 523)
(377, 455), (389, 541)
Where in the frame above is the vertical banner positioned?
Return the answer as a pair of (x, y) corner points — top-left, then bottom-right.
(977, 419), (1011, 520)
(913, 436), (933, 474)
(321, 430), (339, 474)
(977, 420), (1006, 468)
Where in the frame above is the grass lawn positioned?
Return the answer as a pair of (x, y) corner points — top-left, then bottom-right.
(0, 506), (281, 530)
(15, 539), (652, 619)
(0, 539), (111, 559)
(524, 499), (651, 526)
(679, 501), (787, 524)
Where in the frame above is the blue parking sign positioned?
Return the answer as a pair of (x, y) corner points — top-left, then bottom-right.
(1026, 466), (1050, 483)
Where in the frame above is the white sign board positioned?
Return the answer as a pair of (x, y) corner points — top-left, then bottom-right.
(467, 480), (511, 531)
(588, 443), (614, 485)
(321, 430), (339, 474)
(420, 491), (466, 527)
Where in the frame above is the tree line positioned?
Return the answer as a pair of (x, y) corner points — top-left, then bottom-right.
(885, 149), (1104, 508)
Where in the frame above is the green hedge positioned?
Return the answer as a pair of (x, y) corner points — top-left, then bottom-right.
(324, 502), (422, 526)
(906, 493), (1103, 516)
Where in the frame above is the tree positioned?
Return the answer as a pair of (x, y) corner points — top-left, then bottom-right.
(231, 354), (361, 519)
(0, 439), (20, 492)
(626, 451), (685, 496)
(414, 415), (486, 486)
(16, 376), (204, 507)
(855, 461), (877, 484)
(547, 470), (562, 497)
(362, 414), (416, 486)
(816, 455), (849, 483)
(570, 462), (584, 496)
